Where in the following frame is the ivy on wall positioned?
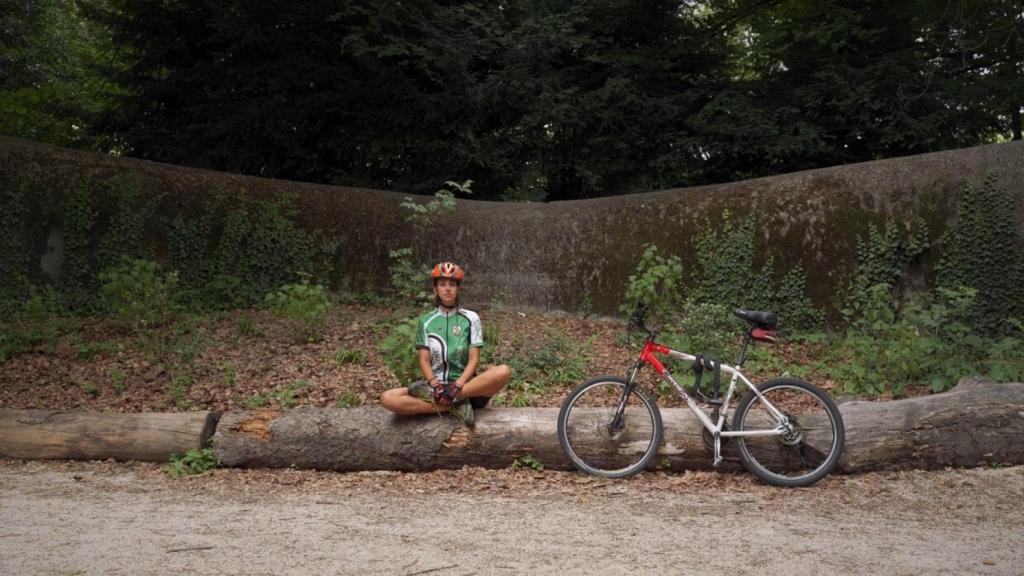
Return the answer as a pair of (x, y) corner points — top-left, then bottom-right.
(624, 210), (823, 333)
(936, 175), (1024, 334)
(0, 178), (32, 317)
(692, 210), (774, 312)
(59, 176), (158, 311)
(1, 173), (338, 315)
(168, 189), (338, 309)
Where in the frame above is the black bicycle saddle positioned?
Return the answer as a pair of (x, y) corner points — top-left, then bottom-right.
(734, 309), (778, 329)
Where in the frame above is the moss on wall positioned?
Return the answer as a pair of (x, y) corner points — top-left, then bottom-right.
(1, 136), (1021, 315)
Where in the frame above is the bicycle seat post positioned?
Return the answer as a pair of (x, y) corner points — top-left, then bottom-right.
(735, 328), (753, 368)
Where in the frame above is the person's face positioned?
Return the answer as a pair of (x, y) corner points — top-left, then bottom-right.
(435, 278), (459, 307)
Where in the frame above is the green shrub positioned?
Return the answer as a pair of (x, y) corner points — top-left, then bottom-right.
(55, 176), (162, 313)
(389, 181), (470, 305)
(833, 283), (930, 396)
(986, 320), (1024, 382)
(831, 284), (1003, 395)
(1, 285), (73, 364)
(511, 454), (544, 471)
(99, 257), (178, 334)
(354, 291), (386, 307)
(400, 180), (469, 227)
(675, 300), (743, 359)
(166, 448), (220, 478)
(238, 393), (269, 408)
(388, 248), (431, 304)
(620, 243), (685, 325)
(480, 322), (502, 366)
(377, 314), (423, 385)
(194, 274), (247, 311)
(170, 316), (208, 365)
(263, 275), (332, 342)
(109, 364), (127, 393)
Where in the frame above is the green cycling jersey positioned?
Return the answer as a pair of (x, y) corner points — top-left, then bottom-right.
(415, 307), (484, 383)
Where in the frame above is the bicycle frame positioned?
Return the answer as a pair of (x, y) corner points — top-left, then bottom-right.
(625, 336), (793, 465)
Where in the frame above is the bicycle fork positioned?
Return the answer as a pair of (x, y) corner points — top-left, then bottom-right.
(610, 362), (644, 435)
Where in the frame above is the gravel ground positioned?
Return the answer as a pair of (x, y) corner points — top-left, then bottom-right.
(2, 459), (1022, 576)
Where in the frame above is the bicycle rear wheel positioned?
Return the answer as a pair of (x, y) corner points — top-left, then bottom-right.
(733, 378), (844, 487)
(557, 376), (662, 478)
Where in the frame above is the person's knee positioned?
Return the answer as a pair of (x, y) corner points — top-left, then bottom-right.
(496, 364), (511, 381)
(379, 388), (402, 410)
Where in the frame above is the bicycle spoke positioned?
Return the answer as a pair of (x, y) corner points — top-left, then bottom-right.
(558, 377), (662, 478)
(734, 379), (844, 487)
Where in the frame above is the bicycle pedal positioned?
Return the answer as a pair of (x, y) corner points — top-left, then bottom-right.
(705, 399), (723, 406)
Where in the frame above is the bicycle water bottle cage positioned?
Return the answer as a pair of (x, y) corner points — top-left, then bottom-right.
(691, 355), (723, 405)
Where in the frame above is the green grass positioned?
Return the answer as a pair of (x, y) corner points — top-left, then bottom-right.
(109, 364), (127, 393)
(335, 390), (361, 407)
(334, 348), (367, 365)
(72, 336), (120, 362)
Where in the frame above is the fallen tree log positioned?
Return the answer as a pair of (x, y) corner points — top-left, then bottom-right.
(0, 410), (220, 462)
(3, 379), (1021, 472)
(838, 377), (1024, 472)
(213, 378), (1024, 473)
(211, 405), (742, 472)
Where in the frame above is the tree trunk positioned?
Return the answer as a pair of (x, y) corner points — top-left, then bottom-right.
(0, 410), (220, 462)
(211, 405), (742, 473)
(4, 379), (1021, 473)
(838, 377), (1024, 472)
(1012, 106), (1022, 141)
(212, 379), (1024, 473)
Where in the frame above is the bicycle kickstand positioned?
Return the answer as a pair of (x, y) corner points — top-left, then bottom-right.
(712, 432), (723, 469)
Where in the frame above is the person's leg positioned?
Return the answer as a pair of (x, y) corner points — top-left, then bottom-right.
(457, 364), (511, 401)
(379, 387), (443, 415)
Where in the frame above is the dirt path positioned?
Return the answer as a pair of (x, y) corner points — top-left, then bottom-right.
(2, 460), (1022, 576)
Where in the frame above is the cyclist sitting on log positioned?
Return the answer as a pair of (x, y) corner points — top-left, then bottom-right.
(379, 262), (511, 426)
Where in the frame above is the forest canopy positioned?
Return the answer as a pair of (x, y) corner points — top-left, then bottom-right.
(1, 0), (1021, 200)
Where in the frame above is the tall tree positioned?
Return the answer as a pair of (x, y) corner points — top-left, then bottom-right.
(0, 0), (121, 147)
(87, 0), (729, 199)
(923, 0), (1023, 141)
(483, 0), (728, 199)
(694, 0), (996, 182)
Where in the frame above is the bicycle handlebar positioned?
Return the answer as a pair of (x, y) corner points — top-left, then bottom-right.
(628, 302), (658, 339)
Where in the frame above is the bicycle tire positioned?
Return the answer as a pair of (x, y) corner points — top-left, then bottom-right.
(733, 378), (844, 487)
(557, 376), (663, 479)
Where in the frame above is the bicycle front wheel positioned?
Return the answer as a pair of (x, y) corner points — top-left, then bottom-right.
(557, 376), (663, 479)
(733, 378), (845, 487)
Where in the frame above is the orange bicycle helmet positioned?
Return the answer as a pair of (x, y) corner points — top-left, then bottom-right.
(431, 262), (464, 284)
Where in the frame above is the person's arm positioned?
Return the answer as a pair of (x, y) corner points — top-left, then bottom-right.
(456, 347), (480, 387)
(418, 348), (439, 386)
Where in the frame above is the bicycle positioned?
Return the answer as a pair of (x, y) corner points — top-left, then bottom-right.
(556, 303), (845, 487)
